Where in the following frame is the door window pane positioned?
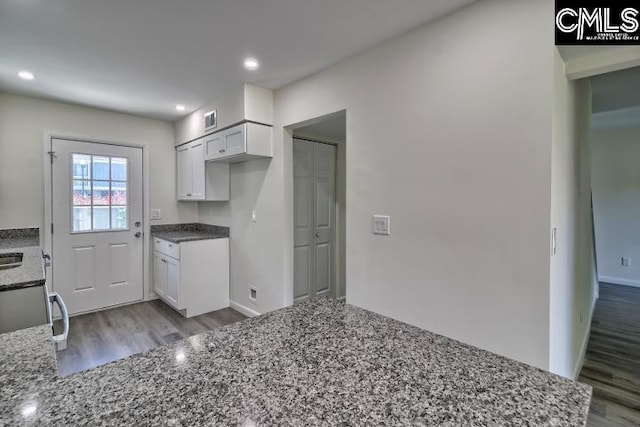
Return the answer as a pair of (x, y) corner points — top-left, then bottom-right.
(111, 207), (127, 230)
(71, 153), (130, 232)
(93, 207), (110, 230)
(73, 180), (91, 205)
(110, 181), (127, 205)
(92, 181), (111, 205)
(92, 156), (110, 180)
(111, 157), (127, 181)
(73, 207), (92, 232)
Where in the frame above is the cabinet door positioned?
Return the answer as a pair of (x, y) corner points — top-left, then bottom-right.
(166, 257), (180, 308)
(204, 133), (225, 161)
(153, 252), (167, 297)
(176, 145), (191, 199)
(190, 140), (205, 200)
(224, 124), (246, 157)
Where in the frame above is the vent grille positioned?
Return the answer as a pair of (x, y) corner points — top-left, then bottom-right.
(204, 110), (217, 130)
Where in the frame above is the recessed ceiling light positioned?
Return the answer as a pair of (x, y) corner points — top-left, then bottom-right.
(18, 70), (35, 81)
(244, 58), (259, 71)
(175, 104), (185, 112)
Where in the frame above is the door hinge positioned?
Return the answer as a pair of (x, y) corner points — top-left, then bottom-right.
(51, 223), (54, 234)
(47, 151), (57, 163)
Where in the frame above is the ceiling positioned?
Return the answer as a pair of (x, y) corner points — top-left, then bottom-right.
(0, 0), (475, 121)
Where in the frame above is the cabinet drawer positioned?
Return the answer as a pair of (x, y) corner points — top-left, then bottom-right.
(153, 237), (180, 259)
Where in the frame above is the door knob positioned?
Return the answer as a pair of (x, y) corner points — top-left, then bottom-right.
(135, 232), (142, 238)
(315, 232), (320, 238)
(135, 221), (141, 228)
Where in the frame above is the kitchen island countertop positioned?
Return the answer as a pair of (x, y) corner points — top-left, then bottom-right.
(0, 298), (591, 426)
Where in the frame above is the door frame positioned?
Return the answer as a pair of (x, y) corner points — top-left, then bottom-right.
(288, 109), (347, 304)
(43, 131), (151, 312)
(293, 137), (338, 302)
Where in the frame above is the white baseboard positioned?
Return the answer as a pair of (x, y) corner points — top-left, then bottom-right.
(598, 275), (640, 288)
(230, 300), (261, 317)
(572, 294), (598, 380)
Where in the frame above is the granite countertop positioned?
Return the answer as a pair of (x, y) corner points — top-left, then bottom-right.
(0, 228), (45, 292)
(0, 325), (57, 407)
(0, 298), (591, 426)
(0, 228), (39, 250)
(151, 223), (229, 244)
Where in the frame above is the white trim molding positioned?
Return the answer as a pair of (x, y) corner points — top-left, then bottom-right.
(572, 294), (598, 380)
(598, 276), (640, 288)
(230, 300), (261, 317)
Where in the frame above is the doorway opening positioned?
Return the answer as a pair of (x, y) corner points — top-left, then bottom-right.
(291, 111), (346, 303)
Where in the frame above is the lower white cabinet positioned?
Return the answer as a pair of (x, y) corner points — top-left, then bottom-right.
(153, 237), (229, 317)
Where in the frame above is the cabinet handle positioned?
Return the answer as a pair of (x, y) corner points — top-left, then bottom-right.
(218, 149), (226, 153)
(187, 193), (192, 197)
(162, 259), (167, 263)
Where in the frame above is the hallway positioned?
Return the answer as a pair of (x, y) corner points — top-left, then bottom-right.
(579, 283), (640, 426)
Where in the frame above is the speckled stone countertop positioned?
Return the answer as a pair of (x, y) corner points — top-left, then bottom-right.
(0, 298), (591, 426)
(0, 228), (45, 292)
(0, 325), (57, 407)
(151, 223), (229, 244)
(0, 228), (39, 249)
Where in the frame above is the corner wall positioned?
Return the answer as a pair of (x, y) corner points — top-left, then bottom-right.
(210, 0), (555, 369)
(550, 49), (598, 379)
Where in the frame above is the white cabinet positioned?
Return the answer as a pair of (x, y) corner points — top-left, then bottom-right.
(153, 237), (229, 317)
(204, 122), (272, 163)
(176, 138), (230, 201)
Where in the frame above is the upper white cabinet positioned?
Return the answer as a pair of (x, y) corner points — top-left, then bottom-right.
(177, 138), (229, 201)
(175, 84), (273, 146)
(204, 122), (272, 163)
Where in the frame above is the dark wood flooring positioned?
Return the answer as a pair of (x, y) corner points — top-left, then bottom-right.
(54, 299), (246, 377)
(579, 283), (640, 426)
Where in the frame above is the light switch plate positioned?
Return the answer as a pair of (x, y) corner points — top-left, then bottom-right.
(150, 209), (162, 220)
(373, 215), (390, 235)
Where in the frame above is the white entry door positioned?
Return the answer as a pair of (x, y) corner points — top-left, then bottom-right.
(51, 138), (144, 315)
(293, 139), (336, 303)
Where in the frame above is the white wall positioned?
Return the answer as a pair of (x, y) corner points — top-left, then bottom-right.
(550, 49), (598, 379)
(0, 92), (197, 297)
(592, 126), (640, 288)
(202, 0), (555, 369)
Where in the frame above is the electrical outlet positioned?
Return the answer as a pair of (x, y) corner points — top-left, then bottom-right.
(150, 209), (162, 220)
(622, 257), (631, 267)
(373, 215), (390, 235)
(249, 285), (257, 303)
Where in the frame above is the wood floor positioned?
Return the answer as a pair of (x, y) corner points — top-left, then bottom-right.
(579, 283), (640, 426)
(53, 299), (246, 377)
